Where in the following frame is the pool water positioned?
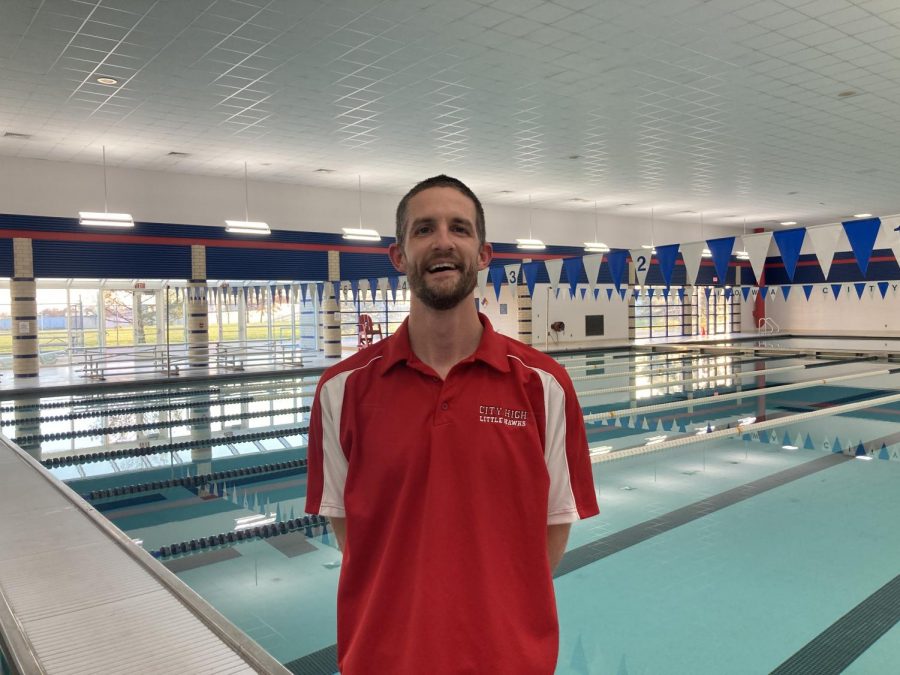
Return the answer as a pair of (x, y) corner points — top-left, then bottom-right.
(3, 348), (899, 673)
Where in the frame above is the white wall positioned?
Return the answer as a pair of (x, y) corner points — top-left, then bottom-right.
(0, 155), (738, 248)
(477, 275), (629, 346)
(765, 282), (900, 336)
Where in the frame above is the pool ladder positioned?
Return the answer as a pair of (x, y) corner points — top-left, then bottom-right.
(757, 317), (780, 334)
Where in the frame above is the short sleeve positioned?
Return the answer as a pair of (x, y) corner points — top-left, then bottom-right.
(305, 375), (350, 517)
(542, 368), (600, 525)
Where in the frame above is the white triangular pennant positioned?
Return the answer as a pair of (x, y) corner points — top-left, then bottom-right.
(629, 249), (651, 287)
(544, 258), (564, 297)
(582, 254), (603, 295)
(504, 263), (521, 288)
(807, 224), (843, 279)
(741, 232), (773, 284)
(679, 242), (706, 286)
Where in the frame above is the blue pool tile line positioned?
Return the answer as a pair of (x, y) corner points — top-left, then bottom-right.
(770, 573), (900, 675)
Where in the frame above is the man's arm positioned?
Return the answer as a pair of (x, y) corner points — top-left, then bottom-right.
(547, 523), (571, 572)
(329, 516), (347, 552)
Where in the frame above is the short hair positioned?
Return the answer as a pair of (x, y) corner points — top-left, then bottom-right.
(395, 175), (486, 248)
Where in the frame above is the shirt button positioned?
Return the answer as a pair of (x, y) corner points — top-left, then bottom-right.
(441, 402), (449, 410)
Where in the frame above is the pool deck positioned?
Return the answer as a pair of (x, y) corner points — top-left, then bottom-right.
(0, 434), (291, 674)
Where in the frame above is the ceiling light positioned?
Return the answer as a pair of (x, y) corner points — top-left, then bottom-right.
(782, 445), (799, 450)
(78, 146), (134, 227)
(342, 227), (381, 241)
(644, 435), (667, 445)
(735, 251), (750, 260)
(837, 90), (858, 98)
(702, 248), (713, 258)
(343, 176), (382, 242)
(590, 446), (613, 455)
(225, 220), (270, 235)
(79, 211), (134, 227)
(96, 76), (118, 85)
(584, 242), (610, 253)
(226, 162), (270, 235)
(856, 455), (873, 461)
(3, 132), (32, 140)
(853, 213), (872, 218)
(780, 221), (797, 226)
(516, 238), (546, 250)
(518, 196), (546, 250)
(737, 416), (756, 426)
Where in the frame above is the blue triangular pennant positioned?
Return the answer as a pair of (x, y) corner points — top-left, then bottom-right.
(706, 236), (735, 284)
(677, 287), (685, 302)
(842, 217), (881, 276)
(580, 288), (587, 300)
(300, 283), (309, 305)
(349, 279), (359, 301)
(489, 266), (505, 301)
(332, 281), (342, 302)
(662, 287), (670, 299)
(269, 284), (276, 300)
(618, 288), (627, 300)
(522, 261), (540, 298)
(831, 284), (842, 299)
(833, 437), (843, 454)
(606, 250), (627, 290)
(854, 282), (866, 299)
(316, 283), (324, 304)
(804, 433), (815, 450)
(772, 228), (806, 282)
(781, 286), (791, 301)
(741, 286), (751, 302)
(632, 287), (640, 299)
(368, 278), (379, 302)
(704, 287), (712, 299)
(654, 243), (679, 287)
(593, 288), (600, 300)
(388, 276), (399, 302)
(647, 287), (655, 298)
(880, 445), (890, 460)
(877, 281), (888, 298)
(759, 286), (769, 300)
(562, 257), (583, 298)
(802, 285), (813, 301)
(724, 287), (733, 300)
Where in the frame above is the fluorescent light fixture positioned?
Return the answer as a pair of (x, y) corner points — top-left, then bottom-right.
(226, 162), (270, 235)
(853, 213), (872, 218)
(225, 220), (270, 235)
(856, 455), (873, 461)
(516, 238), (546, 250)
(644, 434), (668, 445)
(342, 227), (381, 241)
(782, 445), (799, 450)
(702, 248), (713, 258)
(79, 211), (134, 227)
(641, 244), (657, 253)
(737, 416), (756, 426)
(584, 242), (610, 253)
(780, 221), (797, 226)
(735, 250), (750, 260)
(590, 445), (613, 455)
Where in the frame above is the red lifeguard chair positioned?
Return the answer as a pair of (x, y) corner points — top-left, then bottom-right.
(357, 314), (383, 349)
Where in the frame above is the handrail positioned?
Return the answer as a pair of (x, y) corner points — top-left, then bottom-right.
(757, 317), (780, 334)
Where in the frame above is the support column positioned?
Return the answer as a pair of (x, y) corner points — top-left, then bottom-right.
(322, 251), (341, 358)
(516, 259), (532, 345)
(627, 257), (637, 342)
(12, 238), (38, 378)
(187, 245), (209, 368)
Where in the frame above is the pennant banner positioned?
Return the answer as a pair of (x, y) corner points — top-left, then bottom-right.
(843, 217), (881, 276)
(629, 248), (652, 287)
(522, 261), (540, 298)
(802, 284), (813, 301)
(562, 257), (583, 298)
(741, 232), (773, 285)
(606, 250), (628, 290)
(654, 244), (679, 287)
(707, 236), (735, 285)
(544, 258), (563, 298)
(582, 254), (603, 295)
(807, 224), (843, 280)
(490, 266), (505, 301)
(679, 242), (705, 286)
(772, 228), (806, 282)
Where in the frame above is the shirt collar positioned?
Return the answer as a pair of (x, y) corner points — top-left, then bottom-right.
(380, 313), (510, 375)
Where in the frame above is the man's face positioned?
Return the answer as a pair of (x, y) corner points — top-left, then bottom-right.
(389, 186), (492, 311)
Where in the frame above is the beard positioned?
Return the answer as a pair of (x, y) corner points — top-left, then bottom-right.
(407, 256), (479, 311)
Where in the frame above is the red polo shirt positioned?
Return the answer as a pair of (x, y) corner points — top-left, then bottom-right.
(306, 314), (599, 674)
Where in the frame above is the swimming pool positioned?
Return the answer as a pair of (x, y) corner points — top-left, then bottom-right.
(3, 346), (898, 673)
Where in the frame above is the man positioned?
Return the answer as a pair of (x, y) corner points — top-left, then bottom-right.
(306, 175), (599, 674)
